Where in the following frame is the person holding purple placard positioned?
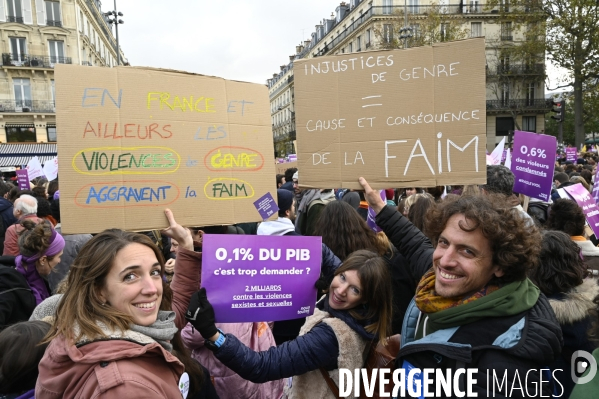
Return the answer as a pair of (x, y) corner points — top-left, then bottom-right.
(185, 250), (393, 399)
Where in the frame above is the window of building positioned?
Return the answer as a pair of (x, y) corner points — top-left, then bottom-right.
(51, 79), (55, 104)
(500, 0), (510, 12)
(47, 126), (57, 142)
(366, 29), (371, 47)
(48, 40), (65, 64)
(501, 22), (512, 41)
(45, 1), (61, 26)
(440, 23), (449, 41)
(471, 22), (482, 37)
(6, 0), (23, 23)
(469, 0), (480, 13)
(383, 0), (392, 14)
(496, 117), (514, 137)
(383, 24), (393, 43)
(522, 116), (536, 132)
(526, 82), (535, 105)
(501, 83), (510, 104)
(79, 11), (84, 32)
(13, 78), (31, 109)
(349, 42), (353, 52)
(411, 24), (421, 39)
(357, 35), (362, 51)
(6, 126), (36, 142)
(408, 0), (419, 13)
(9, 37), (27, 64)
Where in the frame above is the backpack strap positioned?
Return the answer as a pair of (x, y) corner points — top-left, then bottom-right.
(0, 287), (32, 295)
(319, 367), (342, 399)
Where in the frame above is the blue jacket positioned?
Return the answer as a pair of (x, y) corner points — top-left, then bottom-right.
(213, 296), (374, 383)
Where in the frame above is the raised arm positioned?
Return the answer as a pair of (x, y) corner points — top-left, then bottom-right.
(359, 177), (434, 280)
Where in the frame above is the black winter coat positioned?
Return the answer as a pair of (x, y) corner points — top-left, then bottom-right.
(0, 198), (17, 255)
(0, 259), (35, 331)
(213, 297), (374, 383)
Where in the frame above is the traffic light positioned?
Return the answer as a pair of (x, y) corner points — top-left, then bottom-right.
(551, 99), (565, 123)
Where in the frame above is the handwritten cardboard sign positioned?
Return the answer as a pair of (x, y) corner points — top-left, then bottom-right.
(294, 39), (486, 189)
(55, 65), (276, 234)
(511, 130), (556, 202)
(201, 234), (322, 322)
(276, 161), (298, 175)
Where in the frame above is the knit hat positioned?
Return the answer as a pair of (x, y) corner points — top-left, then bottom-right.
(385, 189), (395, 200)
(277, 189), (294, 213)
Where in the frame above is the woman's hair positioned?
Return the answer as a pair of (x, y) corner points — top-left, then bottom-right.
(529, 231), (588, 296)
(0, 320), (51, 394)
(426, 194), (542, 284)
(333, 250), (392, 347)
(570, 175), (590, 191)
(546, 199), (586, 236)
(47, 180), (59, 199)
(461, 185), (481, 197)
(18, 219), (56, 259)
(580, 169), (593, 186)
(314, 201), (387, 261)
(31, 186), (47, 200)
(426, 186), (445, 202)
(43, 229), (204, 394)
(407, 193), (436, 237)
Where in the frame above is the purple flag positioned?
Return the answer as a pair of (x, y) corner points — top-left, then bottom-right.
(511, 131), (556, 202)
(16, 169), (30, 190)
(366, 190), (387, 233)
(564, 184), (599, 238)
(201, 234), (322, 323)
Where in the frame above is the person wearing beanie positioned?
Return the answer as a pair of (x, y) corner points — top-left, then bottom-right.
(257, 189), (298, 236)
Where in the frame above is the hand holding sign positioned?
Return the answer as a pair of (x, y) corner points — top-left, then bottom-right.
(161, 209), (193, 251)
(186, 288), (218, 340)
(359, 177), (386, 214)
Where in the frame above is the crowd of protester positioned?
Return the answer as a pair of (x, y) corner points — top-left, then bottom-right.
(1, 153), (599, 398)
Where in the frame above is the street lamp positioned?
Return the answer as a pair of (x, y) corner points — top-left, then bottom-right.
(399, 0), (413, 49)
(104, 1), (124, 66)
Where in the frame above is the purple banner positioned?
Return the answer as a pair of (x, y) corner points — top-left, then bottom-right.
(16, 169), (30, 190)
(288, 154), (297, 162)
(564, 184), (599, 238)
(593, 168), (599, 205)
(511, 131), (556, 202)
(566, 148), (578, 162)
(201, 234), (322, 322)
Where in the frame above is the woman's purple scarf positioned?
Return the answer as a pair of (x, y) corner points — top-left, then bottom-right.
(15, 229), (65, 305)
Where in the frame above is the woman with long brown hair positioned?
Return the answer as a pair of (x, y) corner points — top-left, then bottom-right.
(35, 210), (217, 398)
(314, 200), (417, 333)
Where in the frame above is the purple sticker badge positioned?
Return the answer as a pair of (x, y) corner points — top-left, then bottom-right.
(16, 169), (30, 190)
(511, 131), (556, 202)
(564, 184), (599, 238)
(201, 235), (322, 323)
(566, 148), (578, 162)
(253, 192), (279, 221)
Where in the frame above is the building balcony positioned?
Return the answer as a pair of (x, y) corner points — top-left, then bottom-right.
(486, 99), (551, 114)
(501, 35), (513, 41)
(0, 100), (56, 113)
(487, 64), (545, 76)
(46, 20), (63, 27)
(1, 54), (72, 68)
(273, 131), (296, 143)
(7, 15), (24, 23)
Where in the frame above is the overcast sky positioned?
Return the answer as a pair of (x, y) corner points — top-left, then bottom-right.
(110, 0), (567, 91)
(110, 0), (339, 84)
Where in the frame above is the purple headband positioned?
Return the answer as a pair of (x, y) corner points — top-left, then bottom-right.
(20, 229), (65, 265)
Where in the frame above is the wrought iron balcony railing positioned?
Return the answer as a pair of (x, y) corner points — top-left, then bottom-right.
(7, 16), (24, 23)
(2, 54), (72, 68)
(488, 64), (545, 76)
(46, 20), (63, 27)
(486, 99), (551, 111)
(0, 100), (56, 113)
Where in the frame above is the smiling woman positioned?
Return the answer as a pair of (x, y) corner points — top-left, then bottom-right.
(35, 210), (216, 398)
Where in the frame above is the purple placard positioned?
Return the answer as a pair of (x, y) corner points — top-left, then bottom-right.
(288, 154), (297, 162)
(563, 184), (599, 238)
(366, 190), (386, 232)
(253, 192), (279, 220)
(511, 131), (556, 202)
(593, 168), (599, 204)
(16, 169), (29, 190)
(201, 234), (322, 322)
(566, 148), (578, 162)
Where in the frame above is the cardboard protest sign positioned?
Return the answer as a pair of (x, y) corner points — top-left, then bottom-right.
(276, 161), (298, 175)
(26, 156), (44, 180)
(42, 157), (59, 181)
(16, 169), (30, 190)
(563, 184), (599, 238)
(511, 131), (556, 202)
(201, 234), (322, 322)
(294, 39), (486, 190)
(55, 65), (276, 234)
(566, 147), (577, 162)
